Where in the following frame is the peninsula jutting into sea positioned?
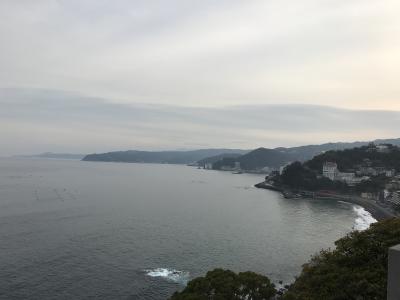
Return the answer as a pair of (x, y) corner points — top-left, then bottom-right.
(82, 139), (400, 222)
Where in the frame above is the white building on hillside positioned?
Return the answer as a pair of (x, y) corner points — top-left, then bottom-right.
(338, 173), (368, 186)
(323, 162), (338, 181)
(337, 172), (355, 184)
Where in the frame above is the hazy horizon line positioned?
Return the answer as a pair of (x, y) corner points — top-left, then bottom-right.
(2, 88), (400, 156)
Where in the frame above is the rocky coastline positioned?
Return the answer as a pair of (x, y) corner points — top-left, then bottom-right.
(255, 181), (396, 221)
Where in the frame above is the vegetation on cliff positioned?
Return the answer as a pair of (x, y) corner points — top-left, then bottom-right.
(205, 139), (400, 171)
(276, 161), (348, 191)
(305, 144), (400, 172)
(170, 269), (276, 300)
(271, 144), (400, 192)
(170, 218), (400, 300)
(283, 218), (400, 300)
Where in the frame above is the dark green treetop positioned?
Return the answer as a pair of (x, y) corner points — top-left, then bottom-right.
(170, 268), (276, 300)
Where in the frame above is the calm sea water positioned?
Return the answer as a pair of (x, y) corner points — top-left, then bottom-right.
(0, 158), (364, 299)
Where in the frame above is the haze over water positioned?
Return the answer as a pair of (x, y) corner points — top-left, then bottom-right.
(0, 158), (364, 299)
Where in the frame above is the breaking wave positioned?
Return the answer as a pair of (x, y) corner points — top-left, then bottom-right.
(353, 205), (377, 231)
(145, 268), (190, 285)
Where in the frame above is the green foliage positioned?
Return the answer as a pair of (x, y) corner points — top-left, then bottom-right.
(280, 162), (317, 190)
(170, 269), (276, 300)
(170, 219), (400, 300)
(354, 175), (389, 193)
(283, 218), (400, 300)
(276, 145), (400, 192)
(279, 162), (348, 191)
(305, 145), (400, 172)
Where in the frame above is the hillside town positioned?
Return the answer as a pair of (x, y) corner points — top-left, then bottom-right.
(322, 160), (400, 205)
(320, 144), (400, 209)
(236, 143), (400, 217)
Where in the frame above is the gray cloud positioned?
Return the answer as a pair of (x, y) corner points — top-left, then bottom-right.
(1, 88), (399, 156)
(0, 1), (399, 109)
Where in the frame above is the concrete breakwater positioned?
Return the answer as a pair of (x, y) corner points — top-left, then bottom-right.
(254, 182), (283, 192)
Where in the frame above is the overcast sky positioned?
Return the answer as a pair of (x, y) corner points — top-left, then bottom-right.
(1, 1), (400, 155)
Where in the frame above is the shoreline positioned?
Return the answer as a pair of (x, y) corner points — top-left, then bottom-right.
(255, 182), (396, 222)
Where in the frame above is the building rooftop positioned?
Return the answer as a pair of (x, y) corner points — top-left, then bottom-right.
(323, 162), (337, 168)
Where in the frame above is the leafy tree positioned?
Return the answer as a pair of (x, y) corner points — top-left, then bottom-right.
(283, 218), (400, 300)
(275, 145), (400, 193)
(305, 145), (400, 172)
(280, 162), (317, 190)
(170, 269), (276, 300)
(170, 219), (400, 300)
(279, 162), (348, 191)
(354, 175), (389, 194)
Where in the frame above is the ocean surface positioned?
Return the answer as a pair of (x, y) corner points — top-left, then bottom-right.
(0, 158), (375, 299)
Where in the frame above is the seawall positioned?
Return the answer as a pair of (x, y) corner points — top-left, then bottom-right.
(255, 182), (396, 221)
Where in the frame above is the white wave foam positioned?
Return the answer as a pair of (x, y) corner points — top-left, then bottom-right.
(353, 205), (377, 231)
(145, 268), (189, 284)
(338, 200), (352, 206)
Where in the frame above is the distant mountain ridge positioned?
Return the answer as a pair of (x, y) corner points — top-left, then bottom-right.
(82, 149), (249, 164)
(275, 139), (400, 162)
(209, 138), (400, 171)
(15, 152), (86, 160)
(237, 148), (290, 170)
(81, 138), (400, 167)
